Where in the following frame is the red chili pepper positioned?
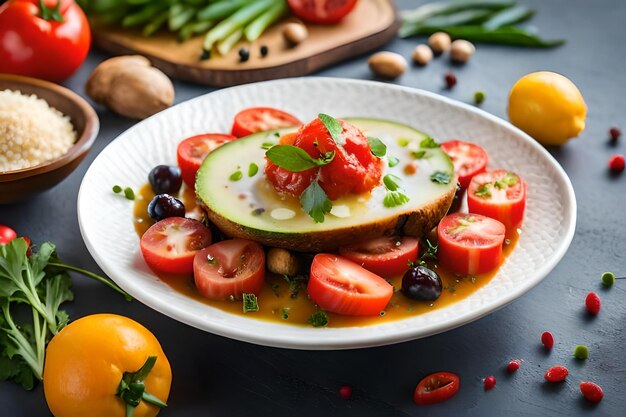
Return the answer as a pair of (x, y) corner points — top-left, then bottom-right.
(483, 375), (496, 390)
(541, 331), (554, 349)
(585, 292), (601, 315)
(444, 72), (457, 89)
(580, 382), (603, 403)
(608, 154), (625, 173)
(544, 366), (568, 383)
(338, 385), (352, 400)
(506, 359), (522, 373)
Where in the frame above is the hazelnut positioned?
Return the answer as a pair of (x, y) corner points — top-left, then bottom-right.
(428, 32), (451, 54)
(368, 51), (407, 79)
(283, 22), (308, 46)
(450, 39), (476, 63)
(411, 44), (433, 66)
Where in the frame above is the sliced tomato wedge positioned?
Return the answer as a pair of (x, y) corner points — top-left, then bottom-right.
(440, 140), (488, 189)
(140, 217), (212, 275)
(414, 372), (460, 405)
(193, 239), (265, 300)
(177, 133), (236, 188)
(307, 254), (393, 316)
(231, 107), (302, 138)
(339, 236), (418, 278)
(467, 169), (527, 232)
(437, 213), (506, 275)
(287, 0), (358, 25)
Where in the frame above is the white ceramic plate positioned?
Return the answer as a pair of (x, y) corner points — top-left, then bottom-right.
(78, 78), (576, 350)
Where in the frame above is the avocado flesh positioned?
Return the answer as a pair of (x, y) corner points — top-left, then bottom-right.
(196, 118), (456, 252)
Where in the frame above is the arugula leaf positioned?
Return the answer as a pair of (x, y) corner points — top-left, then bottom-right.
(420, 136), (440, 148)
(318, 113), (344, 145)
(430, 171), (451, 184)
(300, 180), (332, 223)
(265, 145), (334, 172)
(367, 137), (387, 157)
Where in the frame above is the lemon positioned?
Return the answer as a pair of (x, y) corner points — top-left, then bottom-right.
(508, 71), (587, 146)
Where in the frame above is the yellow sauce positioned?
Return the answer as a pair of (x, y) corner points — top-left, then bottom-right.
(134, 183), (519, 328)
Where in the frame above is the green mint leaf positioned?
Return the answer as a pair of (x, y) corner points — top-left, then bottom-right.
(242, 293), (259, 313)
(318, 113), (344, 145)
(266, 145), (329, 172)
(397, 138), (409, 147)
(475, 183), (491, 198)
(388, 156), (400, 167)
(308, 310), (329, 327)
(412, 150), (426, 159)
(229, 171), (243, 181)
(420, 137), (439, 148)
(430, 171), (451, 184)
(248, 163), (259, 177)
(367, 137), (387, 157)
(383, 174), (401, 191)
(300, 180), (332, 223)
(383, 190), (410, 208)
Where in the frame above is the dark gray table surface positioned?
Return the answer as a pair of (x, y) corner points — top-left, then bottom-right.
(2, 0), (625, 415)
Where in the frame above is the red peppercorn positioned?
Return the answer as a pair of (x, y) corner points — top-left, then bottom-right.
(609, 127), (621, 142)
(338, 385), (352, 400)
(541, 331), (554, 349)
(585, 291), (601, 315)
(544, 366), (568, 383)
(444, 72), (457, 89)
(484, 375), (496, 390)
(580, 382), (604, 403)
(608, 154), (625, 173)
(506, 359), (522, 373)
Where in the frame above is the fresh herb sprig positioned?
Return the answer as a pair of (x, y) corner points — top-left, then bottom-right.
(383, 174), (410, 208)
(408, 239), (439, 268)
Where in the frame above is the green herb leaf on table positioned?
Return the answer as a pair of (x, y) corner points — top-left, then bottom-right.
(265, 145), (334, 172)
(318, 113), (344, 145)
(300, 180), (332, 223)
(367, 137), (387, 157)
(242, 293), (259, 313)
(431, 171), (452, 184)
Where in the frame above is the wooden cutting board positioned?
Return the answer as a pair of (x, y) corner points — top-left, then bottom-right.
(92, 0), (399, 87)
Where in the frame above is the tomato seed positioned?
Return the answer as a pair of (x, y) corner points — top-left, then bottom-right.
(544, 366), (568, 383)
(541, 331), (554, 349)
(338, 385), (352, 400)
(609, 127), (621, 142)
(484, 375), (496, 390)
(585, 292), (601, 315)
(580, 381), (603, 403)
(445, 72), (457, 89)
(506, 359), (522, 373)
(608, 154), (625, 173)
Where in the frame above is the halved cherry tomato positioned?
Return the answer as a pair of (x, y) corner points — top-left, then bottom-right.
(140, 217), (212, 275)
(0, 224), (17, 244)
(339, 236), (418, 278)
(177, 133), (236, 188)
(467, 169), (527, 232)
(287, 0), (358, 25)
(193, 239), (265, 300)
(231, 107), (302, 138)
(307, 254), (393, 316)
(437, 213), (505, 275)
(440, 140), (488, 189)
(413, 372), (460, 405)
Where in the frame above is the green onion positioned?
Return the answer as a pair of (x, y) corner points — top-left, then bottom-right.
(122, 2), (168, 27)
(142, 10), (169, 37)
(483, 5), (534, 29)
(244, 0), (288, 42)
(168, 4), (197, 32)
(197, 0), (254, 22)
(178, 20), (214, 42)
(217, 28), (243, 55)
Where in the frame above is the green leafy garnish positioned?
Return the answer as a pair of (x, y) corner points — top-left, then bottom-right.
(283, 275), (307, 298)
(367, 137), (387, 157)
(242, 293), (259, 313)
(384, 191), (410, 208)
(318, 113), (344, 145)
(248, 163), (259, 177)
(420, 136), (439, 148)
(261, 142), (275, 150)
(112, 185), (134, 200)
(475, 183), (492, 198)
(430, 171), (451, 184)
(300, 180), (332, 223)
(308, 310), (329, 327)
(265, 145), (334, 172)
(112, 185), (122, 194)
(408, 239), (438, 267)
(383, 174), (401, 191)
(388, 156), (400, 167)
(397, 138), (410, 147)
(412, 150), (427, 159)
(494, 172), (519, 189)
(229, 171), (243, 181)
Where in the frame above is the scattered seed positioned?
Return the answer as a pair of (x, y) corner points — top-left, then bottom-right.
(585, 291), (601, 315)
(506, 359), (522, 373)
(445, 72), (457, 89)
(573, 344), (589, 360)
(544, 366), (568, 383)
(338, 385), (353, 400)
(428, 32), (451, 54)
(484, 375), (496, 390)
(123, 187), (135, 200)
(260, 45), (269, 57)
(601, 271), (616, 287)
(412, 44), (433, 66)
(239, 48), (250, 62)
(609, 127), (621, 142)
(450, 39), (476, 63)
(474, 91), (485, 105)
(580, 382), (603, 403)
(541, 331), (554, 349)
(608, 154), (625, 173)
(112, 185), (122, 194)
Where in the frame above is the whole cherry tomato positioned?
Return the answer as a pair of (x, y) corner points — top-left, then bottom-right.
(43, 314), (171, 417)
(0, 0), (91, 81)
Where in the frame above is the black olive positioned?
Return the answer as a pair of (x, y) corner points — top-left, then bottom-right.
(401, 265), (443, 301)
(148, 194), (185, 221)
(148, 165), (182, 195)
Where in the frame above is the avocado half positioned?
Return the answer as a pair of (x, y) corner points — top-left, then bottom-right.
(196, 118), (456, 252)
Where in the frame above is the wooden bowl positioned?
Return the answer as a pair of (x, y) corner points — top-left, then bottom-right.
(0, 74), (99, 204)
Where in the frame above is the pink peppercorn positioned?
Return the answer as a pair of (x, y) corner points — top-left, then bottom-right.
(506, 359), (522, 373)
(608, 154), (625, 173)
(338, 385), (352, 400)
(444, 72), (457, 89)
(585, 292), (601, 315)
(484, 375), (496, 390)
(541, 331), (554, 349)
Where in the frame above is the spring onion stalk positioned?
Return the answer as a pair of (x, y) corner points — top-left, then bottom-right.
(197, 0), (253, 22)
(217, 28), (243, 55)
(168, 4), (197, 31)
(122, 2), (169, 27)
(418, 26), (565, 47)
(142, 9), (169, 37)
(244, 0), (287, 41)
(178, 20), (214, 41)
(401, 0), (514, 24)
(483, 5), (534, 29)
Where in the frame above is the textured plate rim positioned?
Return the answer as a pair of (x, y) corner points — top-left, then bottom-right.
(78, 77), (576, 350)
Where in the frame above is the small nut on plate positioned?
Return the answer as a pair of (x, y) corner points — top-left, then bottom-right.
(283, 22), (308, 46)
(368, 51), (407, 80)
(412, 44), (433, 66)
(267, 248), (299, 276)
(450, 39), (476, 63)
(428, 32), (451, 54)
